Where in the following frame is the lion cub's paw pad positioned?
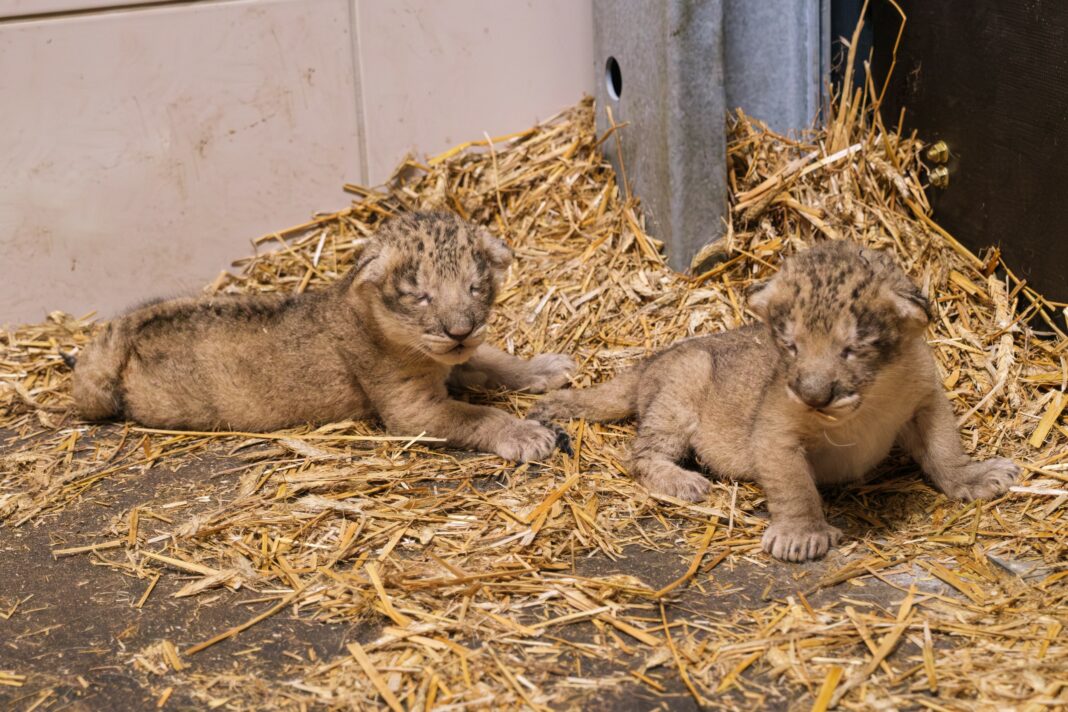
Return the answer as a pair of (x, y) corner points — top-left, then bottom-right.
(762, 521), (842, 562)
(945, 458), (1019, 502)
(523, 354), (576, 393)
(494, 419), (559, 463)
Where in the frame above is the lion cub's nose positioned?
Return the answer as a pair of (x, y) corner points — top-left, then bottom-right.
(445, 325), (473, 342)
(802, 392), (835, 409)
(793, 379), (836, 409)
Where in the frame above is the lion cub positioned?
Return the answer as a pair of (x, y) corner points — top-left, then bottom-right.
(73, 211), (574, 462)
(532, 241), (1018, 561)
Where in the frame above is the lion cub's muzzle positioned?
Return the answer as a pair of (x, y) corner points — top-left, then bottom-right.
(786, 383), (862, 422)
(423, 324), (487, 364)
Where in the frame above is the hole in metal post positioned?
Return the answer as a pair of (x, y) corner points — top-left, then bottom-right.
(605, 56), (622, 100)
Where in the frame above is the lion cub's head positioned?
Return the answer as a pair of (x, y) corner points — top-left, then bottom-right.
(350, 211), (512, 365)
(748, 241), (929, 418)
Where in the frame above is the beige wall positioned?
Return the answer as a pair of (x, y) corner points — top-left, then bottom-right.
(355, 0), (594, 181)
(0, 0), (593, 325)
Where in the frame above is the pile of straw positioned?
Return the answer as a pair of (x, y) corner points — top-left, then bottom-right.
(2, 55), (1066, 711)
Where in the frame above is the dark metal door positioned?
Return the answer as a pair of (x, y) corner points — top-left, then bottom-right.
(871, 1), (1068, 303)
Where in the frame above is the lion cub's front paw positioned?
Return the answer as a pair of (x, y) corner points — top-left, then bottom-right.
(493, 419), (559, 463)
(521, 354), (576, 394)
(940, 457), (1018, 502)
(762, 520), (842, 562)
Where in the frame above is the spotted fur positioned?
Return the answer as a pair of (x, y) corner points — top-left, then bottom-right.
(749, 241), (930, 409)
(533, 240), (1017, 562)
(72, 211), (574, 462)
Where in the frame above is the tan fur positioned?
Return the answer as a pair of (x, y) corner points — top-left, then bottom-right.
(533, 241), (1018, 561)
(72, 211), (574, 461)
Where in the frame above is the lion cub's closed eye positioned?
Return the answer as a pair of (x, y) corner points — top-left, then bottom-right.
(533, 240), (1018, 562)
(72, 211), (575, 462)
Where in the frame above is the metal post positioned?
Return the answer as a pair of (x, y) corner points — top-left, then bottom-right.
(594, 0), (829, 271)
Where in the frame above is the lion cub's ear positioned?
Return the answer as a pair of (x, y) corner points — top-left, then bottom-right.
(746, 277), (779, 320)
(351, 239), (390, 286)
(861, 248), (930, 327)
(478, 228), (513, 280)
(884, 282), (930, 328)
(858, 247), (927, 328)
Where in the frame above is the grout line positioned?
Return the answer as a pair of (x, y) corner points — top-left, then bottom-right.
(347, 0), (370, 186)
(0, 0), (228, 25)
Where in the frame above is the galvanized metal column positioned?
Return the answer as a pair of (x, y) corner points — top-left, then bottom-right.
(724, 0), (829, 134)
(594, 0), (829, 271)
(594, 0), (728, 272)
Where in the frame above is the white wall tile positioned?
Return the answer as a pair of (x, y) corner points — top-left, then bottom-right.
(355, 0), (594, 182)
(0, 0), (595, 324)
(0, 0), (364, 323)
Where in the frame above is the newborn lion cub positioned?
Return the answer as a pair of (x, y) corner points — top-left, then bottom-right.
(532, 241), (1018, 561)
(73, 211), (573, 462)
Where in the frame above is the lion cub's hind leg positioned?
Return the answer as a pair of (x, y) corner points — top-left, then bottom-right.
(529, 367), (641, 423)
(627, 348), (714, 502)
(630, 418), (711, 502)
(71, 322), (129, 421)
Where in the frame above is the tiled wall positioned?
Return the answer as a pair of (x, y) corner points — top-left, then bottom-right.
(0, 0), (593, 324)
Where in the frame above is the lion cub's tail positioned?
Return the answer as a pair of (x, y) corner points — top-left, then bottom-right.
(530, 366), (641, 423)
(71, 322), (130, 421)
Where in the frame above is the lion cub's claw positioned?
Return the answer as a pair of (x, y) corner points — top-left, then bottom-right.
(762, 520), (842, 562)
(523, 354), (575, 394)
(550, 425), (574, 457)
(494, 419), (559, 463)
(942, 457), (1018, 502)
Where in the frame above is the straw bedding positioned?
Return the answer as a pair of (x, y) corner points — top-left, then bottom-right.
(2, 74), (1067, 711)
